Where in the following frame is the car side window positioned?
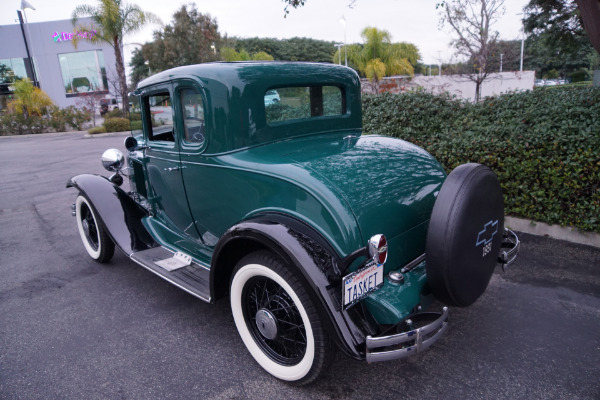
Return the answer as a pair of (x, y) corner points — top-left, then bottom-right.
(265, 85), (345, 124)
(180, 89), (205, 144)
(145, 92), (174, 142)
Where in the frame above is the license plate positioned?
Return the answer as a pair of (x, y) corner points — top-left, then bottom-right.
(343, 261), (384, 308)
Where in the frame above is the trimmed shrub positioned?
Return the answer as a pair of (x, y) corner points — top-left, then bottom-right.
(103, 117), (130, 132)
(88, 126), (107, 134)
(130, 120), (142, 131)
(104, 108), (124, 119)
(362, 87), (600, 232)
(49, 106), (90, 131)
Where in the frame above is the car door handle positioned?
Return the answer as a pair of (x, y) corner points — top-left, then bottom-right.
(164, 166), (186, 172)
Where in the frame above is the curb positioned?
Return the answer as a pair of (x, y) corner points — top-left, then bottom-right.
(0, 130), (131, 139)
(505, 216), (600, 248)
(83, 131), (130, 138)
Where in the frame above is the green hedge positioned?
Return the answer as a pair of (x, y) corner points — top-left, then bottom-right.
(88, 126), (107, 135)
(130, 120), (142, 131)
(362, 87), (600, 233)
(103, 117), (130, 132)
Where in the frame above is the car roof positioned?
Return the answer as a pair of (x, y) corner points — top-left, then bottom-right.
(137, 61), (360, 90)
(136, 62), (363, 154)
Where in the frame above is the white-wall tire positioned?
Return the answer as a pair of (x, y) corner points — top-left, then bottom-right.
(230, 251), (331, 384)
(75, 195), (114, 263)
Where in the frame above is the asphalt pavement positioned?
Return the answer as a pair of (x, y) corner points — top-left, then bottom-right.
(0, 131), (599, 400)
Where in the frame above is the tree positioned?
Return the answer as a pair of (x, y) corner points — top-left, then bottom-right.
(575, 0), (600, 54)
(128, 47), (150, 89)
(2, 78), (55, 134)
(336, 27), (419, 92)
(220, 47), (274, 61)
(438, 0), (505, 102)
(9, 78), (54, 120)
(72, 0), (160, 114)
(487, 40), (522, 72)
(281, 0), (357, 16)
(76, 91), (105, 127)
(142, 5), (220, 73)
(226, 37), (336, 62)
(523, 0), (597, 78)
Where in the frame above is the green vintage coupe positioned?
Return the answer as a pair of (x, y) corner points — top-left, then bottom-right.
(68, 62), (519, 384)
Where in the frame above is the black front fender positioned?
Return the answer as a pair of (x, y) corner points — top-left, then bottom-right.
(212, 216), (372, 359)
(67, 174), (156, 255)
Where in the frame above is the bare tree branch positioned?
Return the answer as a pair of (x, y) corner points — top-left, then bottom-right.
(439, 0), (505, 101)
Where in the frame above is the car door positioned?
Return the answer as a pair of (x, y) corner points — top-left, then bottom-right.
(141, 83), (201, 240)
(172, 81), (218, 249)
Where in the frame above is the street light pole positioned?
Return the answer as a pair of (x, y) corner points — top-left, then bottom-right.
(339, 16), (347, 67)
(516, 12), (525, 73)
(520, 36), (524, 72)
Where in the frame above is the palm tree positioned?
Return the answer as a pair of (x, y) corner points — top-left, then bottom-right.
(72, 0), (160, 114)
(336, 27), (420, 92)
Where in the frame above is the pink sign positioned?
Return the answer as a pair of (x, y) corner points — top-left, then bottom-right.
(52, 30), (97, 43)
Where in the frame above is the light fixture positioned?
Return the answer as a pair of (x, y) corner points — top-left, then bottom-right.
(20, 0), (36, 11)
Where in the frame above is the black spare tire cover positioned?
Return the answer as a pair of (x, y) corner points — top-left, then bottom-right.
(426, 163), (504, 307)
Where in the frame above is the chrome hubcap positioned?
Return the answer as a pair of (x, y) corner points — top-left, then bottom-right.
(255, 308), (278, 340)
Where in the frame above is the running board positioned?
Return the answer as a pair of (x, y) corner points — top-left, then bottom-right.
(130, 246), (211, 302)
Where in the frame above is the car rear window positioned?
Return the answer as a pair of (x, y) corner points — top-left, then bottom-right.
(265, 85), (345, 124)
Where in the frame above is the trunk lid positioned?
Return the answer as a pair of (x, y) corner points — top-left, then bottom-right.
(285, 134), (446, 267)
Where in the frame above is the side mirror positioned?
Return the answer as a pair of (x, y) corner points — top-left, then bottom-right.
(101, 148), (125, 172)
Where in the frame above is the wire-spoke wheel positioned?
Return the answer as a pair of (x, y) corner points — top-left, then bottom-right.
(75, 195), (114, 263)
(230, 251), (332, 384)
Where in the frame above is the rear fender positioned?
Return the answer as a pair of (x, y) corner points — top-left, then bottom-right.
(211, 215), (372, 359)
(67, 174), (156, 255)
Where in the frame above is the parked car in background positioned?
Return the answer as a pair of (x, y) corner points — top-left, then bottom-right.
(264, 89), (280, 105)
(99, 97), (120, 116)
(68, 62), (519, 385)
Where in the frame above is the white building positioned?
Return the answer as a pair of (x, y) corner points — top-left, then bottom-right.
(0, 17), (119, 110)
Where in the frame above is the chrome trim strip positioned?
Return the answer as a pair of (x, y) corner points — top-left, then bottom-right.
(366, 307), (448, 363)
(498, 228), (520, 269)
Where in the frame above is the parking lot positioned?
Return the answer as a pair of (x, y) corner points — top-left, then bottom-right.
(1, 131), (599, 400)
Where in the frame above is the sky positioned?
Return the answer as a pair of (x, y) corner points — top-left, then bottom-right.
(1, 0), (529, 66)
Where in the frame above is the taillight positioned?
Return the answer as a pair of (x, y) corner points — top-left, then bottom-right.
(368, 234), (388, 265)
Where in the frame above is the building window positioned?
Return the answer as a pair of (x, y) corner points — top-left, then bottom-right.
(58, 50), (108, 97)
(0, 58), (28, 84)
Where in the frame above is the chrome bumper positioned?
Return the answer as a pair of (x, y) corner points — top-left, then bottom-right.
(366, 307), (449, 363)
(498, 228), (520, 270)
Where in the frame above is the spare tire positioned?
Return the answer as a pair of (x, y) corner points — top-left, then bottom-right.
(426, 163), (504, 307)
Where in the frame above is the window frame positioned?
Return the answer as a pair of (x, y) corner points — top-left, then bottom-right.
(57, 50), (108, 97)
(142, 87), (176, 145)
(264, 84), (347, 126)
(174, 81), (209, 154)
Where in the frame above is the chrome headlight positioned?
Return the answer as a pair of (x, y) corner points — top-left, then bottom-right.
(101, 148), (124, 172)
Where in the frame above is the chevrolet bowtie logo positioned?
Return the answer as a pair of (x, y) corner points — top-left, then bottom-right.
(476, 220), (499, 246)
